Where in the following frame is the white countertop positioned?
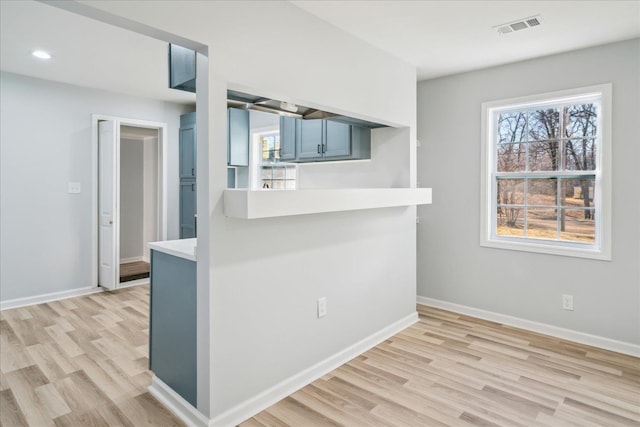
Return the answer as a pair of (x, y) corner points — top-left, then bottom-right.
(148, 238), (197, 262)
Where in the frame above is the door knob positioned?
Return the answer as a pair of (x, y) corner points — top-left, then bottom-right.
(109, 220), (113, 225)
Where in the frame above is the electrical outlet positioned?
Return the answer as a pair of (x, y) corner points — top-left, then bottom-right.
(68, 182), (81, 194)
(317, 297), (327, 318)
(562, 294), (574, 311)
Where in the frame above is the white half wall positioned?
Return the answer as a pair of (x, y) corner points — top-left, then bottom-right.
(417, 39), (640, 346)
(0, 72), (192, 301)
(120, 138), (144, 261)
(74, 0), (417, 420)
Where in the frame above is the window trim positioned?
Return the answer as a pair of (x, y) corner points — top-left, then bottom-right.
(480, 84), (612, 260)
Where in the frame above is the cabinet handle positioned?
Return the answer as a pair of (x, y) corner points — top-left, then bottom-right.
(191, 183), (195, 191)
(317, 144), (321, 154)
(192, 167), (195, 176)
(322, 144), (326, 154)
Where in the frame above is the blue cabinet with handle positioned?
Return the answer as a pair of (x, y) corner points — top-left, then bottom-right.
(180, 113), (196, 179)
(179, 181), (196, 239)
(296, 119), (324, 160)
(294, 119), (369, 162)
(180, 112), (197, 238)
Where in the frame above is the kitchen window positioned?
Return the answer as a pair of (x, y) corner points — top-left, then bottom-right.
(480, 84), (612, 260)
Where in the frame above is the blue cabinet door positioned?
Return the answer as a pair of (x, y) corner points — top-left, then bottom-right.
(351, 125), (371, 160)
(296, 119), (324, 160)
(324, 121), (351, 158)
(228, 108), (249, 167)
(180, 180), (196, 239)
(150, 250), (197, 406)
(169, 44), (196, 93)
(279, 116), (296, 161)
(179, 113), (196, 179)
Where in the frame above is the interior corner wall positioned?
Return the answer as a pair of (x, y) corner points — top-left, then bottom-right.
(0, 72), (191, 302)
(143, 137), (159, 262)
(416, 38), (640, 345)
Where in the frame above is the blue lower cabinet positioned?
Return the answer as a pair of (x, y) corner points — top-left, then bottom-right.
(149, 250), (197, 406)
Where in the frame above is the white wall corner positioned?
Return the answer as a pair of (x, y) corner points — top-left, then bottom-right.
(416, 296), (640, 357)
(148, 376), (210, 427)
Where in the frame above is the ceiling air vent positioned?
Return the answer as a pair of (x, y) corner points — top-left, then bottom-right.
(494, 15), (542, 35)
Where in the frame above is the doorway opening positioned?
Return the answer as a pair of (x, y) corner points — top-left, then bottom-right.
(93, 115), (168, 290)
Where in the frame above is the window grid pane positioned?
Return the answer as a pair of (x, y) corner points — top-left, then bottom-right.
(495, 171), (596, 243)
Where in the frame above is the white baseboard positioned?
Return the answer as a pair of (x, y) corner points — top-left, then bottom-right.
(209, 311), (419, 427)
(148, 376), (209, 427)
(1, 286), (103, 311)
(117, 278), (150, 289)
(120, 256), (144, 264)
(417, 296), (640, 357)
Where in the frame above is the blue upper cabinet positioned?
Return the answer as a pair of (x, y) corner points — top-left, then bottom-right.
(179, 181), (196, 239)
(169, 44), (196, 93)
(324, 121), (351, 158)
(179, 112), (196, 239)
(296, 119), (324, 160)
(294, 119), (369, 162)
(279, 116), (296, 161)
(179, 112), (196, 180)
(228, 108), (250, 167)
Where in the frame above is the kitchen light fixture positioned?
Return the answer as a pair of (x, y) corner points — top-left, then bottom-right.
(32, 50), (52, 59)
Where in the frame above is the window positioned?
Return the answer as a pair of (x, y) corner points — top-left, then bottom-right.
(480, 84), (611, 260)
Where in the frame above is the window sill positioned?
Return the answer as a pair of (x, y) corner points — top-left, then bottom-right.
(480, 238), (611, 261)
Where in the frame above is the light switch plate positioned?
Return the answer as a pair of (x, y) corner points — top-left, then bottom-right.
(68, 182), (81, 194)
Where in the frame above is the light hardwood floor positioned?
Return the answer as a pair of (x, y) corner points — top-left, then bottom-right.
(1, 286), (639, 426)
(0, 285), (183, 426)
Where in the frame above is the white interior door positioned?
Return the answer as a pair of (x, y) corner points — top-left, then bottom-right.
(98, 120), (120, 289)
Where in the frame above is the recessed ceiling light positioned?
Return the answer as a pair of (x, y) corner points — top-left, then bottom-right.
(32, 50), (52, 60)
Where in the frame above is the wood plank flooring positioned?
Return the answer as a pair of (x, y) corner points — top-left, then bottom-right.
(120, 261), (150, 283)
(242, 305), (640, 426)
(2, 286), (639, 426)
(0, 285), (184, 426)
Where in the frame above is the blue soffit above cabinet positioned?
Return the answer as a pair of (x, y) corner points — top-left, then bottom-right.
(227, 89), (387, 129)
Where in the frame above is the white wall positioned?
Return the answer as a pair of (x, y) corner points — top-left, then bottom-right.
(143, 137), (158, 262)
(79, 0), (417, 419)
(417, 39), (640, 346)
(120, 138), (144, 261)
(0, 72), (191, 301)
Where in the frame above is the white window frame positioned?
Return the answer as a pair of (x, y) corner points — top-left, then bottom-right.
(480, 84), (612, 260)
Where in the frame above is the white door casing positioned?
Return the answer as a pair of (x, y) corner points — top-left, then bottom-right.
(98, 120), (120, 289)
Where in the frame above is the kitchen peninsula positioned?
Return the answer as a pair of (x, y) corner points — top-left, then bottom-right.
(147, 238), (197, 406)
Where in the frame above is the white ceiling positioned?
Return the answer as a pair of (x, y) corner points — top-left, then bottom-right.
(1, 1), (638, 104)
(292, 0), (640, 80)
(0, 0), (195, 105)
